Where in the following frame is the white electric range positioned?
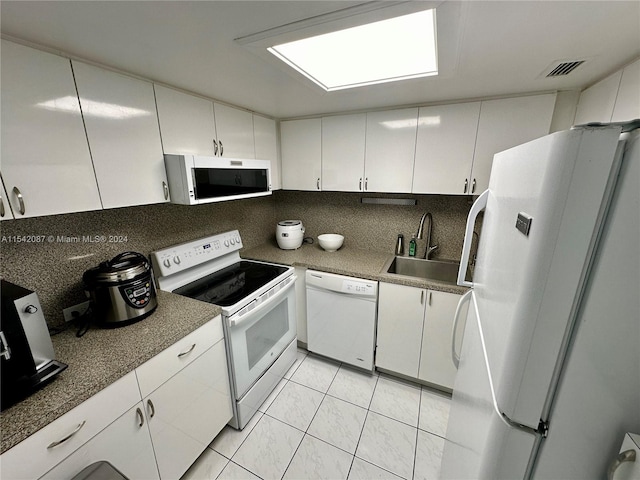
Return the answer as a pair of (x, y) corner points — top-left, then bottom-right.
(151, 230), (297, 429)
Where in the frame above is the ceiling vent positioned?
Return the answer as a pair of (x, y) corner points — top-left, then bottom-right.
(544, 60), (586, 77)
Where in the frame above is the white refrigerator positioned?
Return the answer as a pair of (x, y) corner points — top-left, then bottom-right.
(441, 124), (640, 479)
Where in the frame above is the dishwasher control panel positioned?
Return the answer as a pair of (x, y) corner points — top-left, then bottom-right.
(341, 280), (375, 295)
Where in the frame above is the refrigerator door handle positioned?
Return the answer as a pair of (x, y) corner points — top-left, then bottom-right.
(451, 290), (473, 368)
(458, 189), (489, 287)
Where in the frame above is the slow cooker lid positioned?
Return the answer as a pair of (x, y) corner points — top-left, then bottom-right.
(84, 252), (151, 284)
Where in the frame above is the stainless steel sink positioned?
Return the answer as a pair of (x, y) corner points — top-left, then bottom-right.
(384, 256), (470, 285)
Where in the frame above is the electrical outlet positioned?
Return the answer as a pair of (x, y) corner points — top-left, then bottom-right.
(63, 301), (91, 322)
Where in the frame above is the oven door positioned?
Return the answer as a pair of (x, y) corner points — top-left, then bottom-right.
(225, 277), (296, 399)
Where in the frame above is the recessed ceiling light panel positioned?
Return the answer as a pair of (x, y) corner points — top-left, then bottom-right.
(268, 9), (438, 91)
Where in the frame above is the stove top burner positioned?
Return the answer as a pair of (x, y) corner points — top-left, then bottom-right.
(173, 261), (288, 307)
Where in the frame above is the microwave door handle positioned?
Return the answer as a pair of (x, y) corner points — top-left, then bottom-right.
(228, 276), (296, 328)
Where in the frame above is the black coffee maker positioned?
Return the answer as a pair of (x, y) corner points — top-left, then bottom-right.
(1, 280), (67, 411)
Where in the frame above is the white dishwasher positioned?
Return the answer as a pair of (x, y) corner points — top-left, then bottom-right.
(306, 270), (377, 371)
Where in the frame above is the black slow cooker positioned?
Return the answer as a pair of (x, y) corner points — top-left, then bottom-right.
(83, 252), (158, 327)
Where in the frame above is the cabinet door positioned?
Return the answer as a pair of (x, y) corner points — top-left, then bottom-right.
(413, 102), (481, 195)
(253, 115), (280, 190)
(280, 118), (322, 191)
(574, 71), (622, 125)
(0, 372), (141, 480)
(154, 85), (216, 156)
(470, 94), (556, 194)
(73, 62), (168, 209)
(144, 340), (232, 480)
(418, 290), (468, 390)
(376, 282), (425, 378)
(611, 59), (640, 122)
(321, 114), (366, 192)
(0, 40), (102, 218)
(213, 103), (255, 159)
(1, 178), (15, 220)
(364, 108), (418, 193)
(40, 403), (159, 480)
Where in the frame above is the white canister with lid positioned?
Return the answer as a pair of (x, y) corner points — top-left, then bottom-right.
(276, 220), (305, 249)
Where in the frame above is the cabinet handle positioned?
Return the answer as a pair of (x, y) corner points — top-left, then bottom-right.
(472, 178), (477, 194)
(136, 407), (144, 427)
(316, 178), (320, 190)
(365, 178), (368, 191)
(428, 291), (432, 306)
(219, 140), (224, 156)
(162, 181), (169, 200)
(0, 195), (5, 217)
(147, 399), (155, 418)
(213, 139), (219, 156)
(47, 421), (86, 449)
(178, 343), (196, 358)
(12, 187), (25, 215)
(359, 178), (362, 191)
(420, 291), (424, 305)
(463, 179), (468, 194)
(607, 449), (636, 480)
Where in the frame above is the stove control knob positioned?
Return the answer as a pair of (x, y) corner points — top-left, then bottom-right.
(163, 258), (171, 268)
(224, 240), (230, 247)
(230, 238), (236, 245)
(173, 256), (181, 265)
(235, 235), (241, 244)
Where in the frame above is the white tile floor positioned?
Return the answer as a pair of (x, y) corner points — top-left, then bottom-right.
(182, 349), (451, 480)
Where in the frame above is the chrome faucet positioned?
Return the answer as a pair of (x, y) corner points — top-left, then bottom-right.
(417, 213), (439, 260)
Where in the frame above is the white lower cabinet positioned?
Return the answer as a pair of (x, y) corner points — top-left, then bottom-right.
(142, 339), (232, 480)
(0, 317), (232, 480)
(418, 290), (468, 390)
(376, 283), (467, 390)
(41, 403), (160, 480)
(376, 283), (425, 378)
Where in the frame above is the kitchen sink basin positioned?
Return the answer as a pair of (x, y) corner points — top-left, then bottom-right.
(384, 256), (470, 285)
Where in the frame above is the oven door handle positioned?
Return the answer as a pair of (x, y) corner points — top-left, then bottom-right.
(228, 275), (296, 328)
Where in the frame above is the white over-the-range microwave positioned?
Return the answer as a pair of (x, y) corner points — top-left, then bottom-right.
(164, 154), (272, 205)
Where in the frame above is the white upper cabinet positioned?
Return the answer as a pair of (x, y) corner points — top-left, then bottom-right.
(364, 108), (419, 193)
(213, 103), (255, 159)
(154, 85), (257, 160)
(281, 118), (322, 191)
(321, 114), (366, 192)
(0, 180), (15, 220)
(0, 40), (102, 218)
(154, 85), (217, 156)
(471, 94), (556, 194)
(253, 114), (280, 190)
(611, 58), (640, 122)
(412, 102), (481, 195)
(73, 61), (169, 209)
(574, 71), (623, 125)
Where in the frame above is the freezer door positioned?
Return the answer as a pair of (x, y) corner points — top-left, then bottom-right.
(441, 293), (535, 479)
(468, 127), (623, 427)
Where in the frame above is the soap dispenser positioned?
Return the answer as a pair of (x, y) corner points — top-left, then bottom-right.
(396, 234), (404, 255)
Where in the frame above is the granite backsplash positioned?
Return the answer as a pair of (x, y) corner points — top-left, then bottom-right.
(0, 191), (475, 328)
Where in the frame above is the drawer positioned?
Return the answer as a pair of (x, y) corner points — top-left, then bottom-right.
(1, 371), (140, 480)
(135, 316), (223, 398)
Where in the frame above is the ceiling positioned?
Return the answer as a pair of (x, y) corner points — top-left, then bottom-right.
(1, 1), (639, 119)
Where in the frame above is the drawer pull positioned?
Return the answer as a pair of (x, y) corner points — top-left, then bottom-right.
(12, 187), (25, 215)
(178, 343), (196, 358)
(136, 407), (144, 427)
(147, 399), (155, 418)
(47, 421), (86, 449)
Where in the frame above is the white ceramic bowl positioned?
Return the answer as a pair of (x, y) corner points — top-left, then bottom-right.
(318, 234), (344, 252)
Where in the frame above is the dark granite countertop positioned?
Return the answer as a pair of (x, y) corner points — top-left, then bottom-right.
(0, 290), (222, 454)
(241, 240), (469, 295)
